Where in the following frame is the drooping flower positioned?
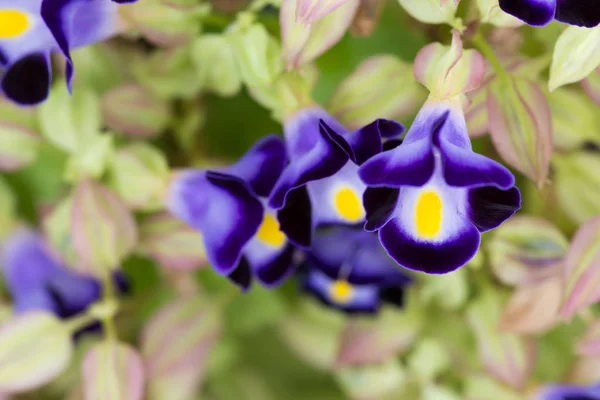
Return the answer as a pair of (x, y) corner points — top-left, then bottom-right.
(535, 382), (600, 399)
(359, 98), (521, 274)
(300, 226), (413, 314)
(166, 135), (295, 290)
(498, 0), (600, 27)
(0, 227), (126, 319)
(268, 107), (404, 248)
(0, 0), (135, 105)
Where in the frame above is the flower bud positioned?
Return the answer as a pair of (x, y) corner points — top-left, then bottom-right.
(414, 31), (486, 99)
(279, 300), (345, 370)
(335, 360), (406, 400)
(141, 296), (221, 400)
(549, 88), (600, 150)
(0, 312), (72, 394)
(108, 143), (169, 211)
(82, 341), (145, 400)
(498, 277), (561, 334)
(582, 67), (600, 106)
(102, 84), (171, 138)
(296, 0), (353, 24)
(487, 216), (568, 286)
(328, 55), (425, 129)
(560, 216), (600, 319)
(191, 34), (243, 97)
(123, 0), (207, 47)
(487, 77), (552, 186)
(0, 121), (40, 171)
(553, 152), (600, 224)
(280, 0), (359, 68)
(549, 25), (600, 91)
(230, 23), (283, 87)
(138, 211), (208, 271)
(467, 290), (536, 390)
(39, 82), (101, 154)
(476, 0), (523, 27)
(336, 307), (422, 366)
(397, 0), (459, 24)
(71, 180), (138, 277)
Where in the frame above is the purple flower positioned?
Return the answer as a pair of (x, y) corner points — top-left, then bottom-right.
(536, 383), (600, 399)
(0, 228), (126, 319)
(301, 226), (413, 314)
(359, 100), (521, 274)
(0, 0), (135, 106)
(166, 135), (296, 290)
(268, 107), (404, 248)
(499, 0), (600, 27)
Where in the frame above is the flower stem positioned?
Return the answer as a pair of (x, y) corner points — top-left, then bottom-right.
(471, 32), (509, 79)
(65, 313), (98, 334)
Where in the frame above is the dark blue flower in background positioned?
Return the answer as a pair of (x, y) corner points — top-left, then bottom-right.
(359, 101), (520, 274)
(0, 0), (136, 105)
(167, 135), (296, 291)
(300, 226), (413, 314)
(499, 0), (600, 27)
(268, 107), (404, 248)
(536, 382), (600, 400)
(1, 228), (127, 320)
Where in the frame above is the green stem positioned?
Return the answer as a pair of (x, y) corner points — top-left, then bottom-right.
(471, 32), (508, 79)
(101, 273), (117, 342)
(65, 313), (98, 334)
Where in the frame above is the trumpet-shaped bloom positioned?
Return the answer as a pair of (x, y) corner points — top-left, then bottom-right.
(0, 228), (126, 318)
(536, 383), (600, 399)
(359, 100), (521, 274)
(167, 135), (296, 290)
(0, 0), (133, 105)
(301, 226), (413, 314)
(499, 0), (600, 27)
(268, 107), (404, 248)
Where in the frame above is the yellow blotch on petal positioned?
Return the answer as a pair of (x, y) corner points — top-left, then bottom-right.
(415, 190), (442, 239)
(329, 280), (354, 304)
(334, 187), (363, 222)
(256, 214), (286, 247)
(0, 10), (30, 39)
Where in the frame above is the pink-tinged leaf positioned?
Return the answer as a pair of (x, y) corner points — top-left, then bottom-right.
(102, 84), (170, 138)
(498, 277), (561, 334)
(0, 312), (72, 394)
(295, 0), (351, 24)
(467, 290), (536, 390)
(281, 0), (360, 68)
(82, 341), (145, 400)
(328, 55), (425, 129)
(138, 212), (208, 271)
(141, 296), (221, 400)
(576, 320), (600, 357)
(560, 216), (600, 319)
(568, 357), (600, 385)
(582, 68), (600, 107)
(465, 88), (489, 137)
(487, 216), (568, 287)
(71, 180), (138, 277)
(487, 77), (552, 186)
(336, 307), (422, 366)
(414, 30), (486, 99)
(0, 122), (40, 171)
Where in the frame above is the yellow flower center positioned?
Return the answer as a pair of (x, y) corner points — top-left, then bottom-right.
(0, 10), (30, 39)
(329, 280), (354, 304)
(415, 190), (442, 239)
(334, 187), (363, 222)
(256, 214), (286, 247)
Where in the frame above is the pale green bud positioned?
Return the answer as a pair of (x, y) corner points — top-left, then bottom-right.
(398, 0), (458, 24)
(102, 84), (171, 138)
(549, 25), (600, 91)
(0, 312), (72, 394)
(329, 55), (425, 130)
(82, 341), (145, 400)
(191, 34), (243, 97)
(108, 143), (169, 211)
